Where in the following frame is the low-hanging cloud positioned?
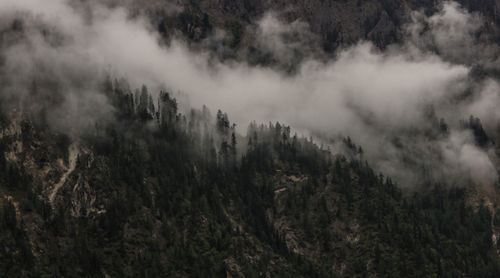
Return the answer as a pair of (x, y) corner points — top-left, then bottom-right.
(407, 1), (500, 67)
(0, 0), (498, 187)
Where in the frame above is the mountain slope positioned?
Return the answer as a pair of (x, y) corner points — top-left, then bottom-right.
(2, 0), (500, 277)
(1, 83), (500, 277)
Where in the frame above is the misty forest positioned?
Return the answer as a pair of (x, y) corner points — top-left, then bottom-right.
(3, 0), (500, 277)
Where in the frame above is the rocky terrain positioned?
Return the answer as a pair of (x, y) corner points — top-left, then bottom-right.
(2, 0), (500, 277)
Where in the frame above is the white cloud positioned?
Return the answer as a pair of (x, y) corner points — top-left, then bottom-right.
(0, 0), (498, 187)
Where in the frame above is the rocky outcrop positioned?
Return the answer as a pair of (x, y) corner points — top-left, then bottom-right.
(49, 143), (79, 204)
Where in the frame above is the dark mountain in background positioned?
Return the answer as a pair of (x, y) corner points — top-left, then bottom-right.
(2, 0), (500, 277)
(136, 0), (500, 55)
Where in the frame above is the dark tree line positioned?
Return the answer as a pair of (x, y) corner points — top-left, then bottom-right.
(0, 78), (499, 277)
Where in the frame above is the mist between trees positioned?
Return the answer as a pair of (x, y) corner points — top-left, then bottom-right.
(0, 0), (499, 188)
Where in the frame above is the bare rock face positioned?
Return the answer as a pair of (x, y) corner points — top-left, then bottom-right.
(1, 111), (61, 200)
(1, 111), (101, 214)
(224, 257), (245, 278)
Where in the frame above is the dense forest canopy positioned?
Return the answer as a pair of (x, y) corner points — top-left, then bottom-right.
(1, 0), (500, 277)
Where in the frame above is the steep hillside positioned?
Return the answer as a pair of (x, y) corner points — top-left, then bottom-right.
(128, 0), (500, 52)
(1, 82), (500, 277)
(3, 0), (500, 277)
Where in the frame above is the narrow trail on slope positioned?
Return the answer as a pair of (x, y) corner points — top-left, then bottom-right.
(49, 144), (79, 204)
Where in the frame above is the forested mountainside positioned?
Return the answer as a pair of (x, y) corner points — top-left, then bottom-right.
(2, 80), (500, 277)
(131, 0), (500, 59)
(3, 0), (500, 277)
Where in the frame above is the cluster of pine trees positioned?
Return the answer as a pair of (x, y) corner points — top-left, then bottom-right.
(0, 77), (499, 277)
